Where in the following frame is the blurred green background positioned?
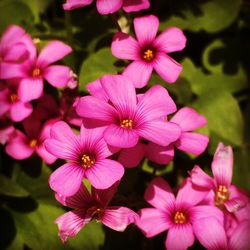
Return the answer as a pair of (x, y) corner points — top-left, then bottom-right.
(0, 0), (250, 249)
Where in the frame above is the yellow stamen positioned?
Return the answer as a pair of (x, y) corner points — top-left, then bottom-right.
(120, 119), (133, 129)
(9, 93), (18, 103)
(174, 211), (186, 224)
(32, 68), (41, 77)
(81, 154), (95, 169)
(215, 185), (230, 207)
(143, 49), (154, 61)
(29, 139), (37, 148)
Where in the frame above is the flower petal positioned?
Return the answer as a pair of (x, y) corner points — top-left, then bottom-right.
(10, 101), (33, 122)
(146, 143), (174, 165)
(137, 208), (171, 237)
(85, 159), (124, 189)
(0, 62), (26, 79)
(175, 132), (209, 155)
(122, 60), (153, 88)
(18, 77), (43, 102)
(165, 224), (195, 250)
(49, 163), (84, 197)
(102, 206), (138, 231)
(212, 143), (233, 187)
(138, 121), (181, 146)
(63, 0), (94, 10)
(123, 0), (150, 12)
(86, 79), (109, 102)
(134, 15), (159, 45)
(153, 53), (182, 83)
(111, 32), (140, 60)
(36, 144), (56, 164)
(43, 65), (71, 88)
(154, 27), (186, 53)
(171, 107), (207, 131)
(144, 177), (175, 211)
(96, 0), (123, 14)
(37, 41), (72, 68)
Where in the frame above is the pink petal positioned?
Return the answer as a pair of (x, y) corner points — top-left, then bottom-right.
(0, 125), (14, 145)
(123, 0), (150, 12)
(100, 74), (137, 112)
(76, 96), (116, 123)
(175, 132), (209, 155)
(37, 41), (72, 68)
(122, 60), (153, 88)
(176, 178), (208, 207)
(137, 208), (171, 237)
(212, 143), (233, 187)
(55, 210), (89, 243)
(63, 0), (94, 10)
(189, 165), (214, 190)
(43, 65), (71, 88)
(153, 53), (182, 83)
(49, 163), (84, 197)
(36, 144), (56, 164)
(224, 198), (247, 213)
(146, 143), (174, 165)
(165, 224), (195, 250)
(118, 142), (146, 168)
(0, 62), (26, 79)
(0, 89), (10, 116)
(171, 107), (207, 131)
(96, 0), (123, 14)
(85, 159), (124, 189)
(144, 177), (175, 211)
(138, 121), (181, 146)
(154, 27), (186, 53)
(10, 101), (33, 122)
(134, 15), (159, 45)
(111, 32), (140, 60)
(18, 77), (43, 102)
(4, 43), (28, 62)
(104, 124), (139, 148)
(5, 130), (34, 160)
(86, 79), (109, 102)
(101, 206), (138, 231)
(193, 218), (228, 250)
(229, 220), (250, 250)
(136, 85), (177, 121)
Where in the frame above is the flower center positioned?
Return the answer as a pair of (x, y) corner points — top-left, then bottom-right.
(81, 154), (95, 169)
(32, 68), (41, 77)
(87, 206), (104, 221)
(9, 93), (18, 103)
(120, 119), (133, 129)
(215, 185), (230, 207)
(174, 211), (186, 224)
(142, 49), (155, 61)
(29, 139), (37, 148)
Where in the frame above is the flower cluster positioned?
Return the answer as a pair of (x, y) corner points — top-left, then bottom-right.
(1, 2), (249, 249)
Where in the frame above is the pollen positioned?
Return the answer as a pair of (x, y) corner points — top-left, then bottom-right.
(32, 68), (41, 77)
(174, 211), (186, 224)
(9, 93), (18, 103)
(120, 119), (133, 129)
(143, 49), (154, 61)
(81, 154), (95, 168)
(29, 139), (37, 148)
(215, 185), (230, 207)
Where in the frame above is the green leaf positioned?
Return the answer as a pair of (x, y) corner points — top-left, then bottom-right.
(79, 48), (121, 91)
(0, 175), (29, 198)
(193, 92), (244, 149)
(160, 0), (241, 33)
(0, 0), (34, 33)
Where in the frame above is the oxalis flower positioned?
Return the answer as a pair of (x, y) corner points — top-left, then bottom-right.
(63, 0), (150, 14)
(111, 15), (186, 88)
(76, 74), (181, 149)
(137, 177), (224, 250)
(45, 121), (124, 196)
(55, 182), (138, 243)
(189, 143), (249, 213)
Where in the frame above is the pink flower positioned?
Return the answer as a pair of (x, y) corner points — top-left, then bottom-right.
(63, 0), (150, 14)
(45, 121), (124, 196)
(1, 40), (72, 102)
(136, 177), (224, 250)
(76, 74), (181, 148)
(55, 182), (138, 242)
(0, 116), (14, 145)
(5, 117), (57, 164)
(0, 80), (32, 122)
(146, 107), (209, 165)
(111, 15), (186, 88)
(190, 143), (249, 213)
